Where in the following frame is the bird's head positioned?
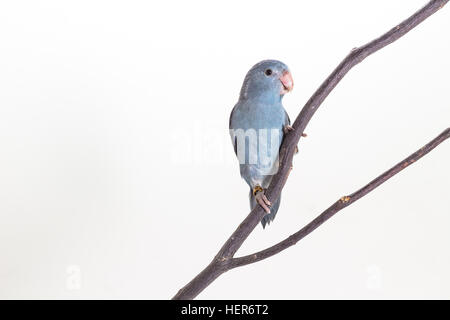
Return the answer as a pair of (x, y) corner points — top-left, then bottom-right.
(239, 59), (293, 102)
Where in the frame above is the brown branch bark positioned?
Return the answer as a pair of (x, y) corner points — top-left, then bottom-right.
(172, 0), (449, 300)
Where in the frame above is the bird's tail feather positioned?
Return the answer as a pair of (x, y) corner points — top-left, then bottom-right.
(249, 189), (282, 229)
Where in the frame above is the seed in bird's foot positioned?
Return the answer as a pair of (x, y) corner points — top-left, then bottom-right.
(252, 185), (264, 196)
(302, 133), (308, 137)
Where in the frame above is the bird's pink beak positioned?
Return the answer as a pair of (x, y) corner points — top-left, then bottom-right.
(279, 70), (294, 94)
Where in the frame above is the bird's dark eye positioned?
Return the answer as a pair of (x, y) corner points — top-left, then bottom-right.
(264, 69), (273, 76)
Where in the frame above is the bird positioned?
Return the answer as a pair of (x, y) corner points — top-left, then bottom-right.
(229, 60), (294, 228)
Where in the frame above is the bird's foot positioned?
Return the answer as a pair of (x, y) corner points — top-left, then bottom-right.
(253, 186), (271, 214)
(283, 125), (307, 137)
(283, 125), (294, 134)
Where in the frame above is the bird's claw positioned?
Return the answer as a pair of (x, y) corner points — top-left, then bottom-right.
(283, 125), (295, 134)
(253, 186), (271, 214)
(284, 125), (307, 137)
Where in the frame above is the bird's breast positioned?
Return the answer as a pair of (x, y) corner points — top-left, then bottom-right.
(230, 100), (286, 176)
(232, 101), (285, 130)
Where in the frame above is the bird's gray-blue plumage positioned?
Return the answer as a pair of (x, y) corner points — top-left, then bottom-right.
(229, 60), (292, 228)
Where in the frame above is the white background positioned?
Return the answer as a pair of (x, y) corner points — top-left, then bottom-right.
(0, 0), (449, 299)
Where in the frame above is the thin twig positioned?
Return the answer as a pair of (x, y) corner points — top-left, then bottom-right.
(230, 128), (450, 268)
(172, 0), (449, 300)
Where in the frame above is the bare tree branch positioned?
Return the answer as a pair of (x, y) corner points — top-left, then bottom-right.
(230, 128), (450, 268)
(172, 0), (449, 300)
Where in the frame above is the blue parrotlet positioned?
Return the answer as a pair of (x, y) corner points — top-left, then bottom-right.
(229, 60), (295, 228)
